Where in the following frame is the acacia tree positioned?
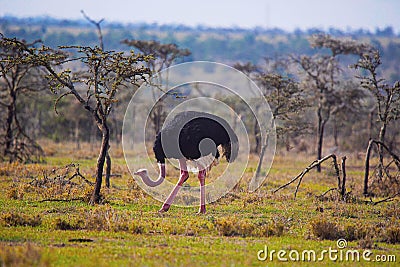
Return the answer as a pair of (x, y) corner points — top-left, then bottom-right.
(0, 37), (46, 162)
(1, 36), (151, 204)
(235, 60), (308, 179)
(121, 39), (191, 135)
(353, 50), (400, 151)
(352, 50), (400, 193)
(80, 12), (114, 188)
(233, 62), (262, 153)
(235, 59), (308, 152)
(293, 34), (371, 172)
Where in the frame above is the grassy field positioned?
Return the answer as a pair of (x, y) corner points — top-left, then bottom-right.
(0, 141), (399, 266)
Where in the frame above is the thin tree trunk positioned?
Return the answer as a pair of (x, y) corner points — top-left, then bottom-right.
(368, 110), (373, 140)
(89, 121), (109, 205)
(341, 156), (347, 198)
(75, 120), (80, 150)
(333, 119), (338, 147)
(316, 107), (326, 173)
(285, 134), (290, 152)
(377, 123), (387, 177)
(105, 150), (111, 188)
(317, 120), (327, 173)
(254, 119), (261, 154)
(363, 140), (374, 195)
(5, 94), (16, 162)
(90, 123), (96, 151)
(253, 119), (274, 190)
(5, 105), (14, 156)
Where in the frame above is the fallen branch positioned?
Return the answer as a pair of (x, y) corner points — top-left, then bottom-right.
(27, 163), (93, 202)
(30, 163), (92, 187)
(365, 192), (400, 205)
(273, 154), (341, 198)
(67, 164), (93, 186)
(38, 198), (84, 203)
(317, 188), (338, 198)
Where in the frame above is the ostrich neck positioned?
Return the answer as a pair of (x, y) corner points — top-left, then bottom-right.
(141, 163), (166, 187)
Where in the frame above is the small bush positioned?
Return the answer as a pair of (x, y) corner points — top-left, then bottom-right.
(6, 184), (24, 200)
(131, 223), (144, 234)
(84, 204), (141, 232)
(0, 243), (49, 267)
(342, 224), (358, 241)
(215, 216), (255, 237)
(310, 219), (378, 242)
(242, 194), (264, 206)
(162, 223), (185, 235)
(257, 222), (285, 237)
(186, 219), (214, 236)
(53, 218), (84, 230)
(384, 226), (400, 244)
(53, 208), (145, 233)
(254, 217), (287, 237)
(310, 218), (340, 240)
(214, 216), (288, 238)
(0, 162), (34, 178)
(358, 236), (374, 249)
(380, 203), (400, 219)
(1, 212), (42, 227)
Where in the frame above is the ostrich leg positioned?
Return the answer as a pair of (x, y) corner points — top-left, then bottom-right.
(197, 162), (207, 214)
(159, 159), (189, 213)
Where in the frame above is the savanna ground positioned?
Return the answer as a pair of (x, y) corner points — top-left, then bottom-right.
(0, 140), (399, 266)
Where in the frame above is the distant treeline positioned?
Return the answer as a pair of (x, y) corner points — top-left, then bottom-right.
(1, 16), (400, 165)
(1, 16), (399, 80)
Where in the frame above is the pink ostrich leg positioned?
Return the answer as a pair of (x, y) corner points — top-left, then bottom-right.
(159, 159), (189, 213)
(197, 162), (207, 214)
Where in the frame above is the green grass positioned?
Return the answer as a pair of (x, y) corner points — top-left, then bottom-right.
(0, 143), (399, 266)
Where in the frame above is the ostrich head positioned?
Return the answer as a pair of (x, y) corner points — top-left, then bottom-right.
(134, 168), (149, 179)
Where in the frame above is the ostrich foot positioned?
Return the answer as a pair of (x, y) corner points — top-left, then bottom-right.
(158, 203), (170, 213)
(197, 205), (206, 214)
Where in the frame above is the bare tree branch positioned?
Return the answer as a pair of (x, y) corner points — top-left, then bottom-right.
(81, 10), (104, 50)
(273, 154), (341, 198)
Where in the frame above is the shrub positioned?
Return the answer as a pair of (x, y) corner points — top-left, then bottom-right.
(255, 220), (285, 237)
(131, 223), (145, 234)
(0, 243), (49, 267)
(6, 184), (25, 200)
(310, 218), (340, 240)
(53, 218), (84, 230)
(84, 204), (142, 233)
(215, 216), (255, 237)
(53, 207), (145, 233)
(384, 226), (400, 244)
(1, 212), (42, 227)
(342, 224), (358, 241)
(358, 236), (374, 249)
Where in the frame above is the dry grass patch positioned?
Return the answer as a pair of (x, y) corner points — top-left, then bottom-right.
(1, 212), (42, 227)
(0, 243), (50, 267)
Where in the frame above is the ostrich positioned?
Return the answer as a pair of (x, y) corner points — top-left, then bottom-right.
(134, 111), (239, 214)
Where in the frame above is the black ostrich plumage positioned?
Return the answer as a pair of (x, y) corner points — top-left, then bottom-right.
(153, 111), (239, 164)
